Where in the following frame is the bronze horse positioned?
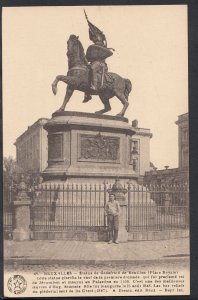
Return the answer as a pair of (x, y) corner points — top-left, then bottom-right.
(52, 35), (132, 117)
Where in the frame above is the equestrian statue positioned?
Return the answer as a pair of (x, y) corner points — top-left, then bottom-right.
(52, 10), (132, 117)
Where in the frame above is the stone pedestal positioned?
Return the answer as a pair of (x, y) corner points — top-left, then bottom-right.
(13, 200), (31, 241)
(118, 204), (128, 242)
(42, 111), (137, 184)
(12, 175), (32, 241)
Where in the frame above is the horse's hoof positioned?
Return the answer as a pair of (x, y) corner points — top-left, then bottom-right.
(116, 113), (123, 117)
(95, 111), (103, 115)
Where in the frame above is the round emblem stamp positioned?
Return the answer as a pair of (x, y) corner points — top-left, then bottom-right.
(7, 275), (27, 295)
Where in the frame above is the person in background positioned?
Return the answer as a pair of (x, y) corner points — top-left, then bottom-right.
(105, 193), (121, 244)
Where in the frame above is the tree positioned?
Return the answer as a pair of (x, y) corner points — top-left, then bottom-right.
(3, 156), (24, 183)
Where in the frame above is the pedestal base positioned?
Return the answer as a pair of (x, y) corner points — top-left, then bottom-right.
(13, 200), (31, 241)
(118, 204), (128, 242)
(13, 228), (31, 241)
(118, 227), (128, 243)
(42, 111), (137, 184)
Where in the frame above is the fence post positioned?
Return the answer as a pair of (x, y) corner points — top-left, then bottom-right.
(127, 183), (131, 231)
(13, 175), (32, 241)
(104, 182), (107, 228)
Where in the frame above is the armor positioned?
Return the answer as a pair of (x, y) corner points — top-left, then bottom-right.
(90, 61), (108, 90)
(83, 10), (114, 102)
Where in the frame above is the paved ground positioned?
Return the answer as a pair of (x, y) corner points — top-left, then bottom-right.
(4, 237), (189, 265)
(5, 259), (189, 273)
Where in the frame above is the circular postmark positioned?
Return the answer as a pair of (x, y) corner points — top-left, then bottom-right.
(7, 275), (27, 295)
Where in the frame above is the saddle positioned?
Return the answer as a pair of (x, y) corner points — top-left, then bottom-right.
(104, 73), (114, 84)
(101, 71), (114, 89)
(87, 63), (114, 90)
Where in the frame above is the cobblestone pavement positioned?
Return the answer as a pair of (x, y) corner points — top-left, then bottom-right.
(5, 238), (189, 264)
(5, 258), (189, 273)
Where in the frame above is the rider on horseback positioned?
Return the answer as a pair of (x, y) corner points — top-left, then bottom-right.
(83, 10), (113, 103)
(52, 11), (132, 117)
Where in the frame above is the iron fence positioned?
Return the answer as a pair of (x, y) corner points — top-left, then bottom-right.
(3, 183), (14, 238)
(127, 183), (189, 231)
(4, 182), (189, 238)
(30, 184), (108, 232)
(4, 211), (14, 238)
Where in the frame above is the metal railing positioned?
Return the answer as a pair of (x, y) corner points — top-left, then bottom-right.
(4, 211), (14, 238)
(3, 184), (14, 238)
(4, 182), (189, 238)
(30, 184), (107, 232)
(127, 183), (189, 231)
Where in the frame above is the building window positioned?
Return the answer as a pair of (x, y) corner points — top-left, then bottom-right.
(182, 129), (188, 143)
(131, 140), (139, 154)
(182, 149), (189, 168)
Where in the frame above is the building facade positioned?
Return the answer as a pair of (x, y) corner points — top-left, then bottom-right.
(14, 118), (49, 174)
(144, 112), (189, 185)
(130, 122), (152, 178)
(175, 113), (189, 171)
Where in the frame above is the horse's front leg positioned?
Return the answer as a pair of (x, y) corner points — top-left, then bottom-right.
(52, 75), (68, 95)
(57, 86), (74, 112)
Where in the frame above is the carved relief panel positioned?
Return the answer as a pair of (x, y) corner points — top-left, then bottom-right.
(48, 133), (63, 160)
(78, 133), (120, 163)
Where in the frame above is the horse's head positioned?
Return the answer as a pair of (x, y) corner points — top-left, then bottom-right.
(67, 34), (79, 54)
(67, 35), (86, 68)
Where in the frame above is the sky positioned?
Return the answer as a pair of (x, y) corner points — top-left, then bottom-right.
(2, 5), (188, 169)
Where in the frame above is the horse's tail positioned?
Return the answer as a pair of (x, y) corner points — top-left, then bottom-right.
(124, 78), (132, 99)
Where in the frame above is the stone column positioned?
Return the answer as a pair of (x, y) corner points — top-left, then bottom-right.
(108, 178), (128, 242)
(118, 200), (128, 242)
(13, 175), (32, 241)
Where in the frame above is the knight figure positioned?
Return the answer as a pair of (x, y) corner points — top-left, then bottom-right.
(52, 10), (132, 117)
(83, 10), (114, 103)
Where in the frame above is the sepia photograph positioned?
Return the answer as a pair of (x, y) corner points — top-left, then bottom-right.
(2, 5), (189, 297)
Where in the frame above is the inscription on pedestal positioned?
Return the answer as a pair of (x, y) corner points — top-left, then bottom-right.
(78, 133), (120, 163)
(48, 134), (63, 160)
